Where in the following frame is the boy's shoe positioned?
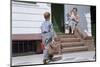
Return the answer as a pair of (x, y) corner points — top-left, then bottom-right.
(43, 59), (49, 64)
(48, 54), (54, 61)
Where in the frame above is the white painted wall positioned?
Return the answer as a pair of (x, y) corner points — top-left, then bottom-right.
(64, 5), (92, 36)
(12, 1), (51, 34)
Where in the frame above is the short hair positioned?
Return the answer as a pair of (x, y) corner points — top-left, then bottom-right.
(44, 12), (50, 20)
(72, 8), (78, 12)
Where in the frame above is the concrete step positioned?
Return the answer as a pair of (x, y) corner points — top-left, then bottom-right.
(58, 34), (76, 38)
(62, 46), (88, 53)
(61, 42), (84, 47)
(60, 38), (81, 42)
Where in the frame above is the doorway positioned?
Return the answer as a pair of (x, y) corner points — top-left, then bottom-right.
(51, 4), (64, 33)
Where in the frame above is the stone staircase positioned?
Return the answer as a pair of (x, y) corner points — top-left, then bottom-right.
(54, 26), (95, 54)
(49, 27), (95, 54)
(57, 34), (88, 53)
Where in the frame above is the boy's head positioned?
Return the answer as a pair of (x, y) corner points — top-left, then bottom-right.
(72, 8), (77, 12)
(44, 12), (50, 21)
(72, 7), (78, 15)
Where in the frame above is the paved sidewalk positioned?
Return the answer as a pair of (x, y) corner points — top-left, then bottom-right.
(12, 51), (95, 66)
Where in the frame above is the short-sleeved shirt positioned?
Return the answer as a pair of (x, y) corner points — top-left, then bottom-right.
(41, 21), (53, 45)
(41, 21), (52, 33)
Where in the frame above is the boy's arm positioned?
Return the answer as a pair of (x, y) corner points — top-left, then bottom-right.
(72, 15), (80, 23)
(41, 23), (43, 33)
(75, 15), (80, 23)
